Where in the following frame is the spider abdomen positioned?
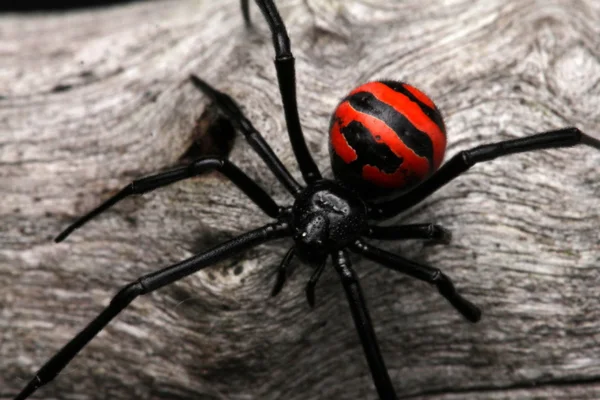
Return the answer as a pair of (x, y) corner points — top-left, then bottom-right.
(329, 80), (447, 197)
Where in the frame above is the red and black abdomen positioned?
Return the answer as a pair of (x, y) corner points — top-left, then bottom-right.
(329, 80), (447, 198)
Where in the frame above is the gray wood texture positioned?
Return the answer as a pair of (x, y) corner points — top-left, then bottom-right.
(1, 0), (600, 399)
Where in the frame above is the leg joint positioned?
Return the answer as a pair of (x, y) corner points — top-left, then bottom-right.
(111, 281), (144, 306)
(431, 271), (455, 294)
(273, 33), (292, 58)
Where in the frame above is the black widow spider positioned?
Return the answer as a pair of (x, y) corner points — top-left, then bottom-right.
(14, 1), (600, 399)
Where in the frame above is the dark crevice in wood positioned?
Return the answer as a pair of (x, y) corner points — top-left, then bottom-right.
(179, 105), (236, 165)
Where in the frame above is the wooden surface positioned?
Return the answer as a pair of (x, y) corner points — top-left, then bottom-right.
(1, 0), (600, 399)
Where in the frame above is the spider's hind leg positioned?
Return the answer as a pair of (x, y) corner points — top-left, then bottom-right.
(242, 0), (323, 184)
(15, 221), (290, 400)
(366, 223), (452, 244)
(351, 240), (481, 323)
(370, 127), (600, 220)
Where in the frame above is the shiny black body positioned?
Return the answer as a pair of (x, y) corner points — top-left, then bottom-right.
(13, 1), (600, 400)
(292, 180), (367, 262)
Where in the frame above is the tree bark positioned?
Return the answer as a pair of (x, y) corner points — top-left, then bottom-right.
(1, 0), (600, 399)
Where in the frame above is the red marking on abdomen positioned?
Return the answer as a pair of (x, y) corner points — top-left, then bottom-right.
(330, 116), (357, 163)
(333, 101), (430, 188)
(350, 81), (446, 170)
(362, 165), (409, 188)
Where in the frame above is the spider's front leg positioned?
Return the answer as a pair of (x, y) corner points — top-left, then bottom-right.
(333, 250), (399, 400)
(55, 157), (279, 242)
(189, 75), (302, 196)
(14, 221), (290, 400)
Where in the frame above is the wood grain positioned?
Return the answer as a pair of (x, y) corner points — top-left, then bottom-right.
(1, 0), (599, 399)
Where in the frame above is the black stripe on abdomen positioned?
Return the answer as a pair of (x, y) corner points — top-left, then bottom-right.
(346, 91), (435, 167)
(340, 119), (403, 174)
(380, 81), (446, 135)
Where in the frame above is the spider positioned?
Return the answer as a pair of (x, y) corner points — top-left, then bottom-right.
(14, 1), (600, 399)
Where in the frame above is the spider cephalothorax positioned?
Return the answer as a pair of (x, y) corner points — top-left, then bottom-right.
(14, 1), (600, 400)
(291, 180), (367, 263)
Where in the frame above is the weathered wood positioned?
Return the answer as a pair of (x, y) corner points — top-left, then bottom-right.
(1, 0), (599, 399)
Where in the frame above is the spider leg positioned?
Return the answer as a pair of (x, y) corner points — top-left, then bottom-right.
(250, 0), (322, 184)
(369, 127), (600, 220)
(271, 246), (296, 296)
(305, 260), (326, 307)
(332, 250), (399, 400)
(241, 0), (251, 25)
(14, 222), (290, 400)
(367, 223), (452, 244)
(351, 240), (481, 322)
(190, 75), (302, 196)
(55, 157), (279, 242)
